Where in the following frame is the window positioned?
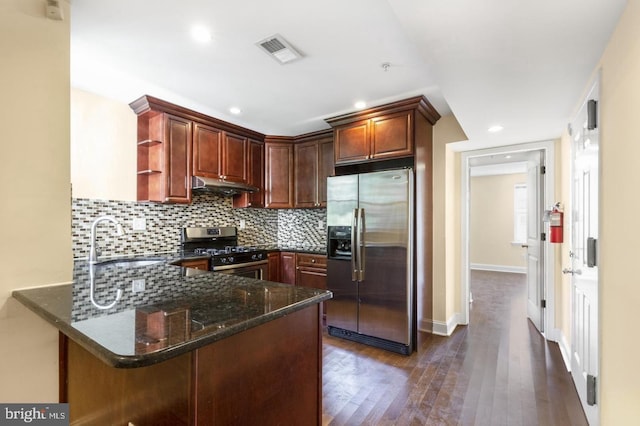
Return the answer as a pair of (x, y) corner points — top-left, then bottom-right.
(514, 183), (527, 243)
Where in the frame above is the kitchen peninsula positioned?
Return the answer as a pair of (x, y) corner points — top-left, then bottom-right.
(13, 258), (331, 425)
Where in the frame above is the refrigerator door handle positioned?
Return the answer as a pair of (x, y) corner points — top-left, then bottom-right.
(351, 208), (358, 281)
(358, 208), (365, 281)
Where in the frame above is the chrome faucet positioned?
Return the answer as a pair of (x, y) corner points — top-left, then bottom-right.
(89, 216), (124, 264)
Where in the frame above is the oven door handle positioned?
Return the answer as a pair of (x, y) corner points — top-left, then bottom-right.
(212, 259), (268, 272)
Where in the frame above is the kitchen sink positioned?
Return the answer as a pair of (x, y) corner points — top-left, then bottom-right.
(93, 257), (166, 268)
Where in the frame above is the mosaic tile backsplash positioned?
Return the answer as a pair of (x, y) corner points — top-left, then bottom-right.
(72, 193), (327, 260)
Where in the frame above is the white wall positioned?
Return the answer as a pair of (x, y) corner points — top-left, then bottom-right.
(592, 1), (640, 422)
(71, 88), (137, 201)
(0, 0), (71, 402)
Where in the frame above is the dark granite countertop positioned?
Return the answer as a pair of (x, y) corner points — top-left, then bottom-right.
(12, 258), (331, 369)
(259, 245), (327, 255)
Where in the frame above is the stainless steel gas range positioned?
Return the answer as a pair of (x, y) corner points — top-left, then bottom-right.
(180, 227), (268, 280)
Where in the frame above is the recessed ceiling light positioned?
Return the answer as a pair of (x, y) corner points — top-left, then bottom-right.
(191, 25), (212, 43)
(488, 125), (504, 133)
(354, 101), (366, 109)
(229, 107), (241, 115)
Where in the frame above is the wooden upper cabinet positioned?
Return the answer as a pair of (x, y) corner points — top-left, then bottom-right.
(294, 141), (319, 208)
(326, 96), (441, 167)
(192, 123), (223, 178)
(265, 139), (294, 209)
(333, 120), (369, 164)
(370, 111), (412, 160)
(193, 126), (247, 184)
(135, 112), (191, 204)
(164, 115), (193, 203)
(130, 95), (265, 204)
(333, 111), (411, 165)
(221, 133), (248, 183)
(318, 137), (334, 206)
(233, 139), (264, 208)
(294, 130), (334, 208)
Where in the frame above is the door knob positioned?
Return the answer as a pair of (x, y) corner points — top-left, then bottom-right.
(562, 268), (582, 275)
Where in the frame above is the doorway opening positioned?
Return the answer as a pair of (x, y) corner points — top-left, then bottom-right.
(460, 140), (557, 340)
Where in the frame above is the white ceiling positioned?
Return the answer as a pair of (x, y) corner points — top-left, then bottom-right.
(70, 0), (627, 151)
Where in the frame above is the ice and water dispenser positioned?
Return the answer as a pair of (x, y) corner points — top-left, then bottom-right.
(327, 226), (352, 260)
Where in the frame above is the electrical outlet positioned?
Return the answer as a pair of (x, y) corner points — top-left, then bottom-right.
(132, 218), (146, 231)
(318, 220), (324, 230)
(132, 278), (145, 293)
(239, 219), (246, 230)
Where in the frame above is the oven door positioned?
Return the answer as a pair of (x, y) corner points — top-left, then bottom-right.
(214, 260), (268, 280)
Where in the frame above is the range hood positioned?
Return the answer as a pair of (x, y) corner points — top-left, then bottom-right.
(191, 176), (259, 196)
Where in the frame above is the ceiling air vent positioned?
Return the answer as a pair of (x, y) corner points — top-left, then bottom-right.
(256, 34), (303, 64)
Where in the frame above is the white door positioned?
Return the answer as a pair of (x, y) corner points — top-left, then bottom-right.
(567, 82), (600, 425)
(525, 151), (544, 333)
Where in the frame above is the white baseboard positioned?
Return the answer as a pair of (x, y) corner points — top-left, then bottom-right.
(543, 327), (571, 372)
(557, 331), (572, 372)
(419, 313), (462, 336)
(470, 263), (526, 274)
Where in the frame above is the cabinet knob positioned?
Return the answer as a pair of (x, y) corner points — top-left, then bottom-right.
(311, 259), (316, 263)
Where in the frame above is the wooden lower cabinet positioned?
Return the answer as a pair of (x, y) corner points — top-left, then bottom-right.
(193, 306), (321, 424)
(179, 259), (209, 271)
(296, 254), (327, 320)
(267, 252), (280, 282)
(295, 254), (327, 289)
(61, 305), (322, 425)
(280, 252), (297, 285)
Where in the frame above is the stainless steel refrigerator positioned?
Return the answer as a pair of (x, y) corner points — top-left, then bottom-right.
(326, 168), (414, 355)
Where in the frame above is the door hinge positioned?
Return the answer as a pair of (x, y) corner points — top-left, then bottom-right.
(587, 99), (598, 130)
(587, 237), (597, 267)
(540, 165), (546, 175)
(541, 299), (546, 308)
(587, 374), (597, 405)
(541, 232), (546, 241)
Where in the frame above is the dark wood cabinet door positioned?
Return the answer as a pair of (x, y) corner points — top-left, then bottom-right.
(164, 114), (192, 203)
(267, 252), (280, 282)
(370, 111), (413, 160)
(180, 259), (209, 270)
(296, 253), (327, 319)
(265, 142), (294, 208)
(318, 138), (334, 207)
(296, 254), (327, 289)
(280, 252), (296, 285)
(294, 141), (320, 208)
(296, 268), (327, 290)
(334, 120), (369, 165)
(222, 133), (247, 183)
(192, 123), (222, 179)
(232, 139), (264, 208)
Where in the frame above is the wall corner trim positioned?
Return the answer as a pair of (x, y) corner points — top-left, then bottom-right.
(419, 313), (462, 336)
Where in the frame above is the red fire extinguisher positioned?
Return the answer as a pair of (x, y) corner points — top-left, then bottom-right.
(549, 203), (563, 243)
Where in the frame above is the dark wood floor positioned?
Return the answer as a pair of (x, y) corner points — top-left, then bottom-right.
(321, 270), (587, 425)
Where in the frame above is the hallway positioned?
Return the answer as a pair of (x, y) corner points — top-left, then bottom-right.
(322, 270), (587, 425)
